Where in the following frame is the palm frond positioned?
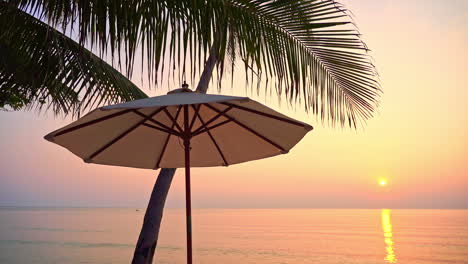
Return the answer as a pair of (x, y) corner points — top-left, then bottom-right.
(0, 2), (147, 116)
(10, 0), (380, 127)
(223, 0), (380, 127)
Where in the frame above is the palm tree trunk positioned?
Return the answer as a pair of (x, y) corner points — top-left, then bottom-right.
(131, 48), (218, 264)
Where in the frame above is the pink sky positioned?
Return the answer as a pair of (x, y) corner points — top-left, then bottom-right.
(1, 0), (467, 208)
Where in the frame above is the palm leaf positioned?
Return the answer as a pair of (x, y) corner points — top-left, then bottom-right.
(11, 0), (380, 127)
(0, 2), (147, 116)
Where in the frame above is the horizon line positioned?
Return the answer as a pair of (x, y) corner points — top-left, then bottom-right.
(1, 205), (467, 210)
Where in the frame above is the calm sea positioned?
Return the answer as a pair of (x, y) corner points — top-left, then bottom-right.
(0, 208), (467, 264)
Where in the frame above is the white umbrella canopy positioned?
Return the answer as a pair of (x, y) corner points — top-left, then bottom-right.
(45, 88), (313, 169)
(45, 86), (313, 264)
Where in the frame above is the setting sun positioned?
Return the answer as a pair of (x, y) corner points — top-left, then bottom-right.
(379, 178), (388, 187)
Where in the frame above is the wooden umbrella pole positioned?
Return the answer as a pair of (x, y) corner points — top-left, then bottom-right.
(132, 40), (219, 264)
(183, 105), (193, 264)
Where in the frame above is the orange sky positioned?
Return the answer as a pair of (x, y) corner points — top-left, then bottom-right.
(1, 0), (467, 208)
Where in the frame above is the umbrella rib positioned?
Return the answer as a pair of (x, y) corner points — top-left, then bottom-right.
(189, 104), (201, 131)
(154, 106), (183, 169)
(204, 104), (288, 154)
(142, 123), (181, 137)
(191, 105), (229, 166)
(191, 106), (233, 135)
(85, 107), (166, 162)
(221, 102), (313, 130)
(132, 110), (177, 133)
(163, 108), (184, 133)
(192, 119), (232, 137)
(51, 109), (134, 138)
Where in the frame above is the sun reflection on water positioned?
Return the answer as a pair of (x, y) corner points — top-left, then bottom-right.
(381, 209), (397, 263)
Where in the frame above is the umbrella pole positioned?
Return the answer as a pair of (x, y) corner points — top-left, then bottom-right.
(183, 105), (193, 264)
(184, 139), (192, 264)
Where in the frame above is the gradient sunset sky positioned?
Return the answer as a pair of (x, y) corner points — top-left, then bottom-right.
(1, 0), (467, 208)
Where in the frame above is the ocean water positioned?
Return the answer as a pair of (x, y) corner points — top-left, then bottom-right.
(0, 208), (467, 264)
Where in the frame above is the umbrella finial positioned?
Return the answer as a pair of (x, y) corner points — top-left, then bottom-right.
(167, 82), (193, 94)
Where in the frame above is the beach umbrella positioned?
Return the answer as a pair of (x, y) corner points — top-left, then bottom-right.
(44, 85), (313, 264)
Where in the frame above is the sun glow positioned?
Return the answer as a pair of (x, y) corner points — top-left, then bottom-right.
(379, 178), (388, 187)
